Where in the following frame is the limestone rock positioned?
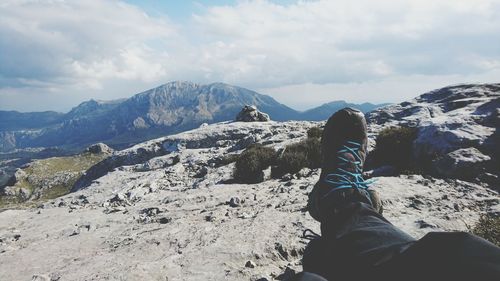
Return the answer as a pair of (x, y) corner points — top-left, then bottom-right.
(366, 84), (499, 178)
(432, 147), (491, 180)
(235, 105), (271, 122)
(84, 143), (114, 154)
(229, 197), (241, 207)
(245, 260), (256, 268)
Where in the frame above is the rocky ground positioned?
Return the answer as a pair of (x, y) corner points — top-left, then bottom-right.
(0, 84), (498, 281)
(0, 120), (498, 281)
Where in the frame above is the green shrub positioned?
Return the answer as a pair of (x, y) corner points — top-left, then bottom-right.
(272, 137), (321, 177)
(471, 214), (500, 247)
(233, 144), (276, 184)
(368, 126), (418, 172)
(307, 126), (323, 139)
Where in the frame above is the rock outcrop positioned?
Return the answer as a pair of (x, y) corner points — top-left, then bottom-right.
(367, 84), (500, 181)
(72, 121), (312, 191)
(432, 147), (491, 180)
(235, 105), (271, 122)
(83, 143), (114, 155)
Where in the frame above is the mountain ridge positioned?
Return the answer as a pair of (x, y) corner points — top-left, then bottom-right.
(0, 81), (386, 152)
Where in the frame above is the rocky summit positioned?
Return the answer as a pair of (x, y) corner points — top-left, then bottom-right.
(367, 84), (499, 184)
(0, 84), (498, 281)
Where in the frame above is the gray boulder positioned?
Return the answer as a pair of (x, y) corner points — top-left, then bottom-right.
(413, 122), (494, 158)
(84, 143), (114, 154)
(432, 147), (491, 180)
(235, 105), (270, 122)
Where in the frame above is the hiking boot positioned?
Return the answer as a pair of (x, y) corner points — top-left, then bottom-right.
(307, 108), (381, 222)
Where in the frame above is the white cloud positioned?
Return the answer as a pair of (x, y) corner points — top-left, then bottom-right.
(192, 0), (500, 86)
(0, 0), (175, 89)
(260, 68), (500, 110)
(0, 0), (499, 112)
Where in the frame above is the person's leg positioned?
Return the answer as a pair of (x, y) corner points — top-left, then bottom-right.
(305, 108), (417, 279)
(378, 231), (500, 280)
(314, 200), (500, 280)
(304, 107), (500, 280)
(321, 201), (415, 265)
(307, 197), (416, 280)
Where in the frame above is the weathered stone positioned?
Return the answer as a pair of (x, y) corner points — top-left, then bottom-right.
(235, 105), (271, 122)
(140, 207), (161, 217)
(416, 219), (438, 229)
(228, 197), (241, 207)
(31, 274), (50, 281)
(194, 166), (208, 178)
(245, 260), (256, 268)
(157, 217), (172, 224)
(108, 193), (131, 206)
(84, 143), (114, 154)
(432, 148), (491, 180)
(295, 168), (312, 179)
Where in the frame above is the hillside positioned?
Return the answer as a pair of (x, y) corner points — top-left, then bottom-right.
(0, 144), (112, 206)
(0, 81), (385, 153)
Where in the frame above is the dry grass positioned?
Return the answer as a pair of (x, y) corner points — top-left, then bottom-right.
(472, 214), (500, 247)
(2, 152), (107, 203)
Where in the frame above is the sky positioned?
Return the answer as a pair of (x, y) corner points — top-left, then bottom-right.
(0, 0), (499, 112)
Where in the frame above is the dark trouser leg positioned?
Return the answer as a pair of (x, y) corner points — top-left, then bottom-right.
(309, 202), (500, 280)
(379, 231), (500, 280)
(317, 202), (416, 280)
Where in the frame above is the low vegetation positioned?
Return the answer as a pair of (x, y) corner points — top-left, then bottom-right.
(367, 126), (419, 172)
(471, 214), (500, 247)
(1, 152), (107, 204)
(272, 137), (321, 177)
(233, 144), (277, 184)
(307, 126), (323, 139)
(233, 126), (324, 183)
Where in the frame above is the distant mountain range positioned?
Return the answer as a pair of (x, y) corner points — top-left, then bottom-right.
(0, 81), (387, 152)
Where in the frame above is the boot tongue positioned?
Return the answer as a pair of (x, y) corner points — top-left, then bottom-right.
(339, 152), (358, 173)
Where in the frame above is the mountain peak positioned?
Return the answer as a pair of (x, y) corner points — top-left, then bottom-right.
(0, 81), (388, 152)
(66, 98), (123, 119)
(159, 81), (200, 89)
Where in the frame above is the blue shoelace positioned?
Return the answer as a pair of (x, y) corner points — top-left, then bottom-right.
(323, 141), (374, 194)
